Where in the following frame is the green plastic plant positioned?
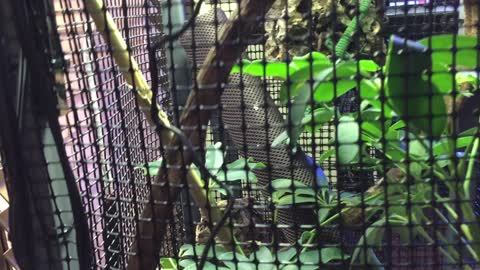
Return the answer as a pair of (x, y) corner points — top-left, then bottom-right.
(149, 34), (480, 270)
(160, 240), (349, 270)
(233, 34), (480, 269)
(135, 142), (265, 204)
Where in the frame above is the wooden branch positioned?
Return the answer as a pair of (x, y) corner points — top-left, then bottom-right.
(85, 0), (169, 137)
(127, 1), (276, 269)
(82, 0), (213, 268)
(464, 0), (479, 36)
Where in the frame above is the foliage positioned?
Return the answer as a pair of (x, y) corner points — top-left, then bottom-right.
(160, 241), (349, 270)
(157, 34), (480, 270)
(233, 34), (480, 268)
(135, 142), (264, 202)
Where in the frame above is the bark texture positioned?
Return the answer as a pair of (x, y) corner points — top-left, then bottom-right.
(465, 0), (479, 36)
(265, 0), (384, 60)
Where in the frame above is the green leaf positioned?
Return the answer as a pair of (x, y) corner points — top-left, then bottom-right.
(277, 247), (298, 264)
(360, 108), (381, 122)
(359, 60), (380, 72)
(288, 62), (333, 84)
(160, 257), (178, 270)
(272, 131), (290, 147)
(217, 157), (263, 184)
(134, 159), (163, 176)
(321, 247), (350, 263)
(289, 52), (332, 82)
(340, 192), (361, 205)
(231, 60), (289, 79)
(274, 194), (317, 205)
(205, 142), (224, 176)
(299, 250), (319, 265)
(178, 244), (226, 259)
(318, 208), (332, 224)
(385, 36), (447, 138)
(273, 186), (316, 201)
(338, 116), (360, 144)
(281, 265), (317, 270)
(292, 51), (330, 63)
(383, 142), (407, 162)
(232, 52), (332, 90)
(249, 249), (277, 270)
(338, 145), (360, 165)
(280, 83), (305, 104)
(287, 263), (316, 270)
(272, 179), (316, 205)
(280, 265), (297, 270)
(184, 261), (218, 270)
(337, 116), (360, 165)
(359, 79), (381, 100)
(418, 34), (480, 70)
(389, 120), (406, 131)
(220, 252), (255, 270)
(331, 61), (371, 79)
(237, 262), (257, 270)
(252, 246), (275, 263)
(362, 121), (383, 140)
(310, 60), (376, 103)
(272, 179), (310, 190)
(230, 59), (248, 74)
(366, 249), (384, 270)
(288, 83), (314, 148)
(319, 149), (335, 163)
(459, 127), (478, 136)
(217, 170), (257, 183)
(217, 251), (234, 261)
(433, 136), (474, 156)
(365, 99), (395, 118)
(302, 107), (334, 133)
(408, 162), (423, 180)
(430, 72), (455, 94)
(408, 140), (429, 160)
(179, 259), (196, 268)
(313, 80), (358, 103)
(299, 230), (315, 245)
(179, 244), (194, 257)
(226, 157), (265, 170)
(350, 218), (386, 268)
(430, 68), (480, 95)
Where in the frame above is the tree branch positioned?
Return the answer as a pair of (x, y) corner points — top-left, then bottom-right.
(127, 1), (276, 269)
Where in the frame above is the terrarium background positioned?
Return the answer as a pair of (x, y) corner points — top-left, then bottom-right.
(40, 0), (475, 269)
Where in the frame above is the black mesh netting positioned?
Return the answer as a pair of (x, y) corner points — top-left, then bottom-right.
(1, 0), (480, 269)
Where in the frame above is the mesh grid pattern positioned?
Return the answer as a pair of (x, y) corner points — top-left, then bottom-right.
(1, 0), (479, 269)
(54, 0), (177, 268)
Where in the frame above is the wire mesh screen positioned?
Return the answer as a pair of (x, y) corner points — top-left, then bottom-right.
(1, 0), (480, 269)
(53, 0), (179, 268)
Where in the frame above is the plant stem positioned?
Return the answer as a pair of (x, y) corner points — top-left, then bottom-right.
(414, 225), (458, 265)
(459, 137), (480, 259)
(435, 193), (459, 220)
(463, 137), (479, 200)
(458, 140), (474, 177)
(301, 229), (317, 254)
(335, 0), (373, 58)
(434, 231), (461, 263)
(298, 191), (385, 255)
(434, 209), (479, 262)
(84, 1), (232, 267)
(410, 133), (454, 190)
(299, 192), (383, 254)
(435, 191), (480, 254)
(233, 236), (246, 256)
